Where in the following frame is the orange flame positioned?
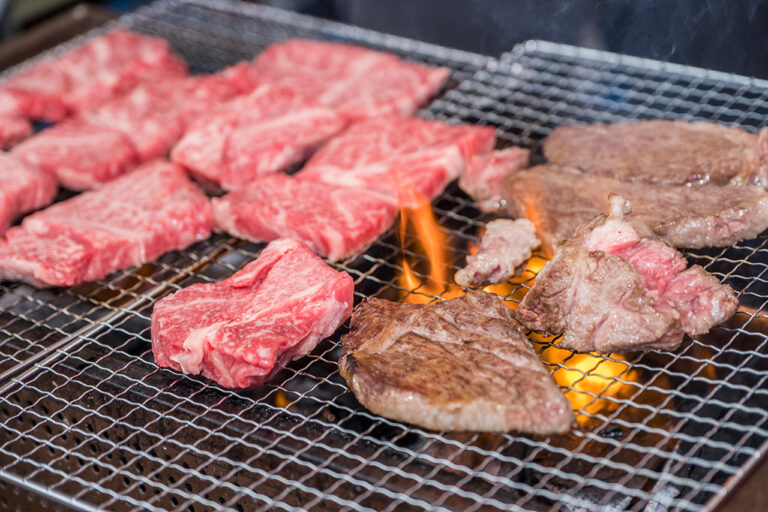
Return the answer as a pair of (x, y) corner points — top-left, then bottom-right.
(538, 343), (638, 426)
(397, 192), (463, 304)
(395, 191), (647, 427)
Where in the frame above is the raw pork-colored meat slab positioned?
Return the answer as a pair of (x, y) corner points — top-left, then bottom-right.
(151, 238), (354, 388)
(298, 115), (496, 207)
(212, 174), (398, 262)
(0, 29), (187, 122)
(12, 118), (139, 190)
(171, 85), (346, 191)
(0, 153), (56, 234)
(251, 39), (450, 122)
(0, 160), (213, 288)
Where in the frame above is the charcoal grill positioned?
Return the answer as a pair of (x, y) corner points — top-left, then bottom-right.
(2, 1), (768, 510)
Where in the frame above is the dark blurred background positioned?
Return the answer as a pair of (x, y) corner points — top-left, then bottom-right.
(2, 0), (768, 78)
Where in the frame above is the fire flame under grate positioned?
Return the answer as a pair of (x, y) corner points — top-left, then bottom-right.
(2, 1), (768, 511)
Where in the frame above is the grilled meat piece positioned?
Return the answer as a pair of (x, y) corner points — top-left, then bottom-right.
(459, 147), (530, 212)
(543, 120), (768, 187)
(339, 290), (573, 434)
(504, 165), (768, 256)
(517, 196), (738, 353)
(455, 219), (540, 287)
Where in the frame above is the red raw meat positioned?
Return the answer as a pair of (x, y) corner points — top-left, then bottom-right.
(0, 91), (32, 147)
(0, 160), (213, 287)
(0, 29), (187, 121)
(298, 115), (496, 207)
(459, 147), (530, 212)
(12, 118), (139, 190)
(0, 114), (32, 148)
(151, 238), (354, 388)
(81, 63), (252, 162)
(171, 85), (346, 190)
(212, 174), (398, 262)
(0, 153), (56, 234)
(251, 39), (450, 122)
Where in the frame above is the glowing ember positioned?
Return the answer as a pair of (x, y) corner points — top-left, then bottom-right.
(539, 344), (638, 425)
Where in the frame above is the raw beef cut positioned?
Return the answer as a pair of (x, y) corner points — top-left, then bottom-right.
(517, 196), (738, 353)
(250, 39), (450, 122)
(12, 118), (139, 190)
(0, 153), (56, 234)
(0, 29), (187, 122)
(339, 290), (573, 433)
(151, 238), (354, 388)
(0, 115), (32, 148)
(0, 92), (32, 147)
(454, 219), (540, 288)
(298, 115), (496, 207)
(0, 160), (213, 288)
(504, 165), (768, 256)
(171, 85), (346, 190)
(83, 65), (250, 162)
(212, 174), (398, 262)
(544, 121), (768, 187)
(459, 147), (530, 212)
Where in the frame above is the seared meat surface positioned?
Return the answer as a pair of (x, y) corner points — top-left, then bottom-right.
(455, 219), (540, 287)
(517, 196), (738, 353)
(544, 120), (768, 187)
(459, 147), (530, 212)
(505, 165), (768, 256)
(339, 290), (572, 434)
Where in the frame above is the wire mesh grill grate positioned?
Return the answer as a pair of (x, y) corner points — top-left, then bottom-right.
(2, 2), (768, 511)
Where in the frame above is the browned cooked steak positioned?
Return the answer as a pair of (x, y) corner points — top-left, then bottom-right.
(544, 120), (768, 186)
(517, 196), (738, 353)
(454, 218), (540, 288)
(338, 290), (573, 434)
(505, 165), (768, 256)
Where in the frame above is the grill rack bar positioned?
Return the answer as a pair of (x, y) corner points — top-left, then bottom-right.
(2, 1), (768, 511)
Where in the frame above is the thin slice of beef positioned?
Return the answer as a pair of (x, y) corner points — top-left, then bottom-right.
(517, 196), (738, 353)
(459, 147), (530, 212)
(249, 39), (450, 122)
(212, 174), (398, 262)
(0, 28), (187, 122)
(12, 118), (140, 190)
(152, 238), (354, 389)
(504, 165), (768, 256)
(298, 115), (496, 207)
(455, 219), (540, 288)
(0, 153), (56, 234)
(0, 160), (212, 288)
(543, 121), (768, 187)
(171, 85), (346, 191)
(339, 290), (572, 433)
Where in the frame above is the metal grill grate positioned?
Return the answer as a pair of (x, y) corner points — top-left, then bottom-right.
(2, 2), (768, 511)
